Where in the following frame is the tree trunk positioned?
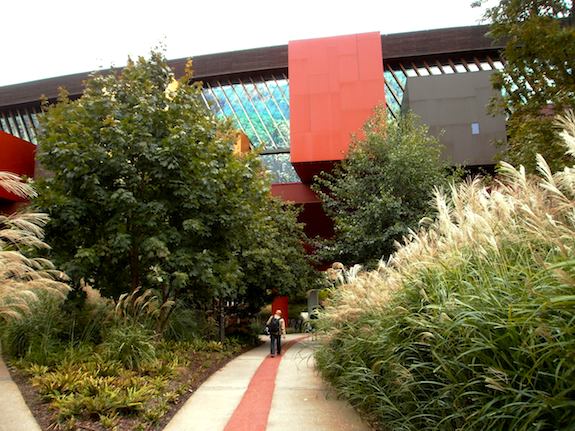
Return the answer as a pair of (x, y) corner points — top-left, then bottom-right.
(130, 244), (140, 292)
(219, 298), (226, 343)
(157, 283), (174, 334)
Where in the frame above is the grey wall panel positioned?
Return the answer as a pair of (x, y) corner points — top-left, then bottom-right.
(402, 71), (506, 166)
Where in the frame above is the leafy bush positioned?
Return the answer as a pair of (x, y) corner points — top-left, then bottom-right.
(162, 305), (207, 341)
(316, 113), (575, 430)
(61, 285), (113, 345)
(313, 110), (450, 266)
(100, 323), (157, 370)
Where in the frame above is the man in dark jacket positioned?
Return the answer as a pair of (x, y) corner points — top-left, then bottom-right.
(266, 309), (286, 357)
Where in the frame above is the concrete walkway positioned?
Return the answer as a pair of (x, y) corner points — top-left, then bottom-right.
(165, 333), (371, 431)
(0, 349), (41, 431)
(0, 335), (371, 431)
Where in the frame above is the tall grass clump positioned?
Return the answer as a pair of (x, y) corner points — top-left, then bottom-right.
(315, 113), (575, 431)
(0, 172), (69, 322)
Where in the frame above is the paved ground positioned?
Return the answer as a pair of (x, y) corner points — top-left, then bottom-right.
(0, 334), (371, 431)
(0, 348), (41, 431)
(165, 333), (371, 431)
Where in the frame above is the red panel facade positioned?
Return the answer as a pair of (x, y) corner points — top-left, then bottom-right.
(0, 131), (36, 202)
(282, 32), (386, 244)
(270, 183), (319, 204)
(271, 296), (289, 325)
(288, 32), (385, 176)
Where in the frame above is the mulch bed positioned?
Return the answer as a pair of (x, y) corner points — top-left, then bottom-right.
(7, 347), (253, 431)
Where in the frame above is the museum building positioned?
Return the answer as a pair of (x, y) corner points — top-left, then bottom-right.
(0, 25), (506, 236)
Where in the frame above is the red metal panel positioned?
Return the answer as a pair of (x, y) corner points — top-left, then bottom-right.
(288, 32), (385, 170)
(0, 131), (35, 202)
(271, 296), (289, 325)
(270, 182), (320, 204)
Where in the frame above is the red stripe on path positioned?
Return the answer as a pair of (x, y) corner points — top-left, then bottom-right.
(224, 336), (308, 431)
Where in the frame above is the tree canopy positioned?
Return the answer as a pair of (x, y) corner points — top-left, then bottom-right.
(35, 51), (316, 308)
(478, 0), (575, 171)
(312, 109), (451, 267)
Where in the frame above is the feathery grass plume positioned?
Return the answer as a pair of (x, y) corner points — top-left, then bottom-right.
(0, 172), (69, 322)
(0, 172), (37, 199)
(114, 287), (174, 333)
(315, 114), (575, 430)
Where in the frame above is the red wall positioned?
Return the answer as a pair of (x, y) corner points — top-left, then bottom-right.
(277, 32), (386, 246)
(271, 296), (289, 325)
(0, 131), (36, 202)
(288, 32), (385, 179)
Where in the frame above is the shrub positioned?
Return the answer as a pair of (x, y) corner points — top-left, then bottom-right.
(100, 323), (157, 370)
(316, 113), (575, 430)
(313, 110), (451, 266)
(60, 285), (113, 345)
(161, 305), (206, 341)
(0, 293), (67, 364)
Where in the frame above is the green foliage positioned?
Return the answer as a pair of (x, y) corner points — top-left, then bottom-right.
(479, 0), (575, 171)
(15, 339), (241, 428)
(313, 109), (450, 266)
(162, 305), (209, 341)
(314, 116), (575, 430)
(0, 294), (67, 364)
(35, 50), (317, 314)
(100, 323), (157, 370)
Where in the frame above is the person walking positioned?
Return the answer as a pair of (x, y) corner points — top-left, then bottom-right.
(266, 309), (286, 357)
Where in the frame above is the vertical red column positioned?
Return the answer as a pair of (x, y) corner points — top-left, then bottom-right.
(288, 32), (385, 181)
(271, 296), (289, 326)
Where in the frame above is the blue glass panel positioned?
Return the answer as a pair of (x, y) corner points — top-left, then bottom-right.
(260, 153), (300, 183)
(384, 71), (406, 118)
(202, 78), (290, 152)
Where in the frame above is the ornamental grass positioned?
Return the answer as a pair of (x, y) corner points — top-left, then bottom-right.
(315, 113), (575, 431)
(0, 172), (69, 322)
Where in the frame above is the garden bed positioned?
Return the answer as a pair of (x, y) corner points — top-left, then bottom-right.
(8, 341), (251, 431)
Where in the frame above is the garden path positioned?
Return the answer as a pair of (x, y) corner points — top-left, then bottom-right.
(0, 347), (41, 431)
(0, 334), (370, 431)
(164, 333), (370, 431)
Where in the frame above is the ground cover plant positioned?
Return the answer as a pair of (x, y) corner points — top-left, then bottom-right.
(9, 335), (243, 430)
(315, 112), (575, 430)
(1, 274), (252, 430)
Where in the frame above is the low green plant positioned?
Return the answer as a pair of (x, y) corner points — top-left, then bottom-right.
(17, 336), (245, 429)
(114, 287), (174, 332)
(100, 323), (157, 370)
(162, 305), (206, 341)
(316, 112), (575, 430)
(62, 285), (113, 345)
(99, 412), (120, 430)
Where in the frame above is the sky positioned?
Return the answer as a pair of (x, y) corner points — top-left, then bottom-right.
(0, 0), (494, 87)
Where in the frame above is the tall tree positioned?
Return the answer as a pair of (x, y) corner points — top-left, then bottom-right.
(312, 109), (450, 267)
(477, 0), (575, 171)
(35, 52), (316, 308)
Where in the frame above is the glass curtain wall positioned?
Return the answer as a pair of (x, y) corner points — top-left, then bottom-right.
(202, 74), (300, 183)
